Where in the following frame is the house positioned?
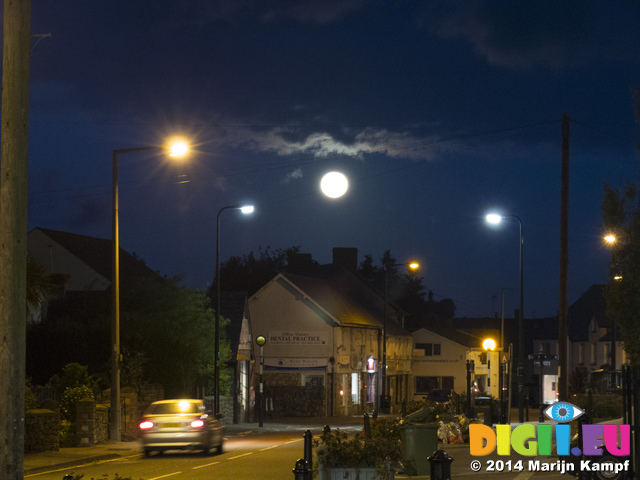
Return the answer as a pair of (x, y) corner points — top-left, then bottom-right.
(246, 249), (413, 418)
(411, 326), (501, 401)
(530, 284), (626, 395)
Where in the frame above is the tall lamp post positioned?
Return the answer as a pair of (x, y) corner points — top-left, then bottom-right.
(111, 141), (188, 442)
(486, 213), (525, 423)
(215, 204), (254, 415)
(381, 261), (419, 413)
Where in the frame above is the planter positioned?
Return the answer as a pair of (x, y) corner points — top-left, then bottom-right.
(318, 465), (394, 480)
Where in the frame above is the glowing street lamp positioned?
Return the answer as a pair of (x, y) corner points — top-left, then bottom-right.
(215, 204), (254, 415)
(483, 338), (496, 397)
(485, 212), (525, 422)
(381, 261), (419, 413)
(111, 139), (189, 442)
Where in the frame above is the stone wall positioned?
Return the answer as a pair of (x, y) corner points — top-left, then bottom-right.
(25, 409), (59, 453)
(95, 404), (109, 443)
(76, 399), (96, 446)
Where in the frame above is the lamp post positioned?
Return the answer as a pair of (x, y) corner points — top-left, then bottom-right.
(482, 338), (496, 396)
(111, 141), (188, 442)
(215, 204), (254, 415)
(604, 233), (621, 386)
(255, 335), (266, 427)
(486, 213), (525, 423)
(381, 261), (419, 413)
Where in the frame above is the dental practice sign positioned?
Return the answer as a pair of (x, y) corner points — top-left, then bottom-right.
(468, 402), (630, 475)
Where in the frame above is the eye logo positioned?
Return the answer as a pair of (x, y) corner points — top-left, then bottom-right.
(543, 402), (584, 423)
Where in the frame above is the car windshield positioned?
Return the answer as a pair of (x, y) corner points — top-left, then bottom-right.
(149, 401), (201, 415)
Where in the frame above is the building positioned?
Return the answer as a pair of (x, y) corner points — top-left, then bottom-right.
(246, 249), (413, 418)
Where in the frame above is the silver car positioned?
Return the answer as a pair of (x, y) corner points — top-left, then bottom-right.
(139, 399), (224, 456)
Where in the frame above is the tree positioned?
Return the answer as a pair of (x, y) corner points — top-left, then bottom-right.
(211, 245), (302, 298)
(358, 250), (456, 331)
(602, 181), (640, 365)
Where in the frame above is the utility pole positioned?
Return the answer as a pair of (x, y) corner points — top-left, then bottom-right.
(558, 113), (570, 401)
(0, 0), (32, 478)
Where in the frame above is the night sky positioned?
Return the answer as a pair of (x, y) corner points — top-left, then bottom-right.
(24, 0), (640, 319)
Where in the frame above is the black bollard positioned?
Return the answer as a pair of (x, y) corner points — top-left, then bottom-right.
(293, 458), (310, 480)
(303, 429), (313, 476)
(428, 450), (454, 480)
(363, 412), (371, 438)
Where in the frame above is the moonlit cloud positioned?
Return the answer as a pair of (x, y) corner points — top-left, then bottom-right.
(281, 168), (304, 184)
(216, 125), (444, 162)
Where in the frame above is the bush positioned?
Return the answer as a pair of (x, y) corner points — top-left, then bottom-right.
(25, 378), (37, 411)
(573, 393), (623, 420)
(60, 385), (94, 422)
(59, 420), (79, 448)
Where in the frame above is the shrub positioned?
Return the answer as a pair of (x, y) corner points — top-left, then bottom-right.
(60, 385), (94, 422)
(59, 420), (79, 448)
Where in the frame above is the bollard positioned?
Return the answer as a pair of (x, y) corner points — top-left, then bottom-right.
(428, 449), (454, 480)
(293, 458), (311, 480)
(303, 429), (313, 476)
(363, 412), (371, 438)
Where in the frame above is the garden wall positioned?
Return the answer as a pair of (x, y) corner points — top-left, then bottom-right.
(25, 409), (59, 453)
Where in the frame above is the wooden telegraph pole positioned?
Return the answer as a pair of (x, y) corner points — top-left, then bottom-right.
(558, 113), (570, 401)
(0, 0), (31, 478)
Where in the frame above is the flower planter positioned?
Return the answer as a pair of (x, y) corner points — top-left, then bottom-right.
(318, 466), (394, 480)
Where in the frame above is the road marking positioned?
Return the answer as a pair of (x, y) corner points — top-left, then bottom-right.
(514, 472), (535, 480)
(148, 472), (181, 479)
(285, 439), (303, 444)
(192, 461), (220, 469)
(259, 445), (279, 452)
(25, 454), (141, 477)
(228, 452), (254, 460)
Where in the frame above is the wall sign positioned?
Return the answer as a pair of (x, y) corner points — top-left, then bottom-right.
(268, 331), (328, 346)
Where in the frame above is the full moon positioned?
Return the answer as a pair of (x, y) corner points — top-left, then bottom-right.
(320, 171), (349, 198)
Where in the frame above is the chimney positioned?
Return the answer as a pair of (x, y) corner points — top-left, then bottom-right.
(333, 247), (358, 272)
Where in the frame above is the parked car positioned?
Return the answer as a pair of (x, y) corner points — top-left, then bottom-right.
(139, 399), (224, 456)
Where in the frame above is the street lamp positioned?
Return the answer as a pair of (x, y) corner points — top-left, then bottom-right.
(485, 213), (525, 423)
(381, 261), (419, 413)
(255, 335), (266, 427)
(111, 140), (189, 442)
(482, 338), (496, 396)
(215, 204), (254, 415)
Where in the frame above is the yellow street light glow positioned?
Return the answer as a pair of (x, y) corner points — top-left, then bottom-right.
(604, 234), (616, 244)
(169, 141), (189, 158)
(320, 171), (349, 198)
(614, 275), (623, 281)
(408, 263), (419, 269)
(483, 338), (496, 351)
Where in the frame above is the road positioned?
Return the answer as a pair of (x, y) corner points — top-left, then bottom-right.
(24, 429), (629, 480)
(25, 431), (309, 480)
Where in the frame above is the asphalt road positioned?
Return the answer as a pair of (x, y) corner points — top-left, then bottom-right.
(25, 431), (308, 480)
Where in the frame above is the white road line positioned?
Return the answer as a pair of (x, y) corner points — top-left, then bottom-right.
(514, 472), (535, 480)
(192, 461), (220, 469)
(228, 452), (254, 460)
(285, 439), (303, 444)
(25, 454), (140, 477)
(147, 472), (182, 479)
(259, 445), (279, 452)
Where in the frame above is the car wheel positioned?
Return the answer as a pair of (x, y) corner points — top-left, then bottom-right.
(143, 447), (152, 457)
(217, 438), (224, 454)
(594, 456), (626, 480)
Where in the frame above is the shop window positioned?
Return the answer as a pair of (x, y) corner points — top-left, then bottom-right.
(415, 376), (439, 394)
(351, 373), (360, 404)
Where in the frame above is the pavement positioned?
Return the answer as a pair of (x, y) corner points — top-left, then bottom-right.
(22, 408), (550, 479)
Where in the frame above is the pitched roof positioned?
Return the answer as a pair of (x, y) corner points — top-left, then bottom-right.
(273, 272), (409, 337)
(31, 227), (158, 283)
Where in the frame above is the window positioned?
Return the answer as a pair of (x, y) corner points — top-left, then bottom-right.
(415, 343), (441, 356)
(304, 375), (324, 387)
(441, 376), (454, 390)
(351, 373), (360, 404)
(415, 376), (439, 394)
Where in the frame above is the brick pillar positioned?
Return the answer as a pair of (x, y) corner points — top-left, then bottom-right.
(76, 399), (96, 447)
